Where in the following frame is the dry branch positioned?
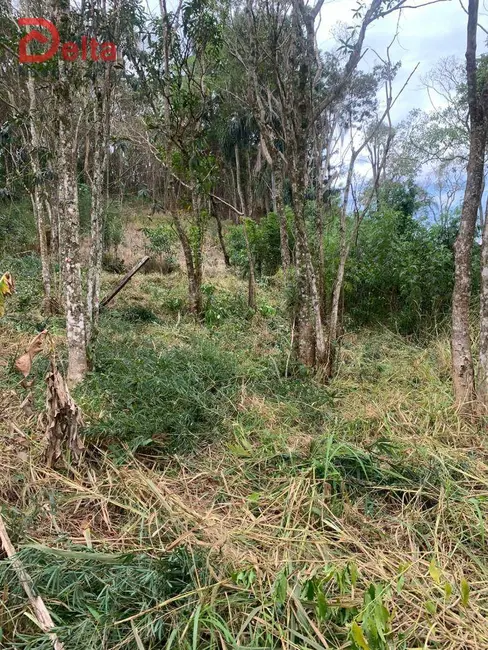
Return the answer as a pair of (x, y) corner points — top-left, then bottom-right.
(100, 255), (150, 308)
(0, 515), (65, 650)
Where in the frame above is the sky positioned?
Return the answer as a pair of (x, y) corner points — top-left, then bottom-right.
(317, 0), (481, 122)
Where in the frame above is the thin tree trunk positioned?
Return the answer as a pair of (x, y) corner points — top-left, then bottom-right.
(290, 169), (326, 368)
(211, 199), (231, 267)
(173, 209), (203, 316)
(452, 0), (486, 412)
(86, 89), (106, 342)
(478, 211), (488, 411)
(235, 144), (257, 311)
(27, 71), (51, 314)
(273, 167), (290, 273)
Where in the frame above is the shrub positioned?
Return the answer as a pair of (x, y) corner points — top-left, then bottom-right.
(77, 335), (240, 453)
(226, 210), (293, 278)
(102, 252), (127, 274)
(0, 197), (36, 254)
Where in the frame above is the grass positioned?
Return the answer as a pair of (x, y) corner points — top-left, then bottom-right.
(1, 251), (488, 649)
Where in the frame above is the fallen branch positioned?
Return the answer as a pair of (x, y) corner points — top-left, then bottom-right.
(100, 255), (150, 308)
(0, 514), (65, 650)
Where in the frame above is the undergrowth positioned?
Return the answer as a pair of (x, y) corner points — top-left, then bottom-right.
(1, 254), (488, 649)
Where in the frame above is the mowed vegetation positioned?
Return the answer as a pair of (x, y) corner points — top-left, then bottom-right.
(1, 210), (487, 649)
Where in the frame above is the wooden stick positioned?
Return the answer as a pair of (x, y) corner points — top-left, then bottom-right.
(100, 255), (150, 308)
(0, 514), (65, 650)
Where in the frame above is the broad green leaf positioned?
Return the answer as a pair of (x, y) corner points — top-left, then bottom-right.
(351, 621), (370, 650)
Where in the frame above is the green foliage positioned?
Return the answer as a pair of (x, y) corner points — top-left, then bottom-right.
(202, 282), (250, 326)
(120, 305), (160, 323)
(226, 210), (292, 278)
(0, 197), (36, 253)
(0, 545), (205, 649)
(344, 208), (455, 333)
(0, 253), (43, 318)
(77, 330), (240, 453)
(143, 223), (178, 270)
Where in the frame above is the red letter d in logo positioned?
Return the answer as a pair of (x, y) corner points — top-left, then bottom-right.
(18, 18), (60, 63)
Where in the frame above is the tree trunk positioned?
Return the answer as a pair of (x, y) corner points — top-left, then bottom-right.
(235, 144), (257, 311)
(273, 167), (291, 273)
(477, 203), (488, 411)
(173, 210), (203, 317)
(26, 71), (52, 314)
(451, 122), (484, 410)
(86, 88), (107, 342)
(211, 200), (231, 267)
(451, 0), (486, 412)
(290, 169), (326, 369)
(55, 12), (88, 386)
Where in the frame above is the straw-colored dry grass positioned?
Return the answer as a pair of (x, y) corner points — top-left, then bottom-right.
(1, 259), (488, 649)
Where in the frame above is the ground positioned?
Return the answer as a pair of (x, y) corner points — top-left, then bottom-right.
(0, 223), (487, 649)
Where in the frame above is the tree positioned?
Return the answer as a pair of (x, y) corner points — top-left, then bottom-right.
(451, 0), (488, 412)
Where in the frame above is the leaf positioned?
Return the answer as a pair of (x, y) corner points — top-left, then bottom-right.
(444, 582), (453, 599)
(274, 571), (287, 605)
(192, 604), (201, 650)
(0, 272), (14, 317)
(349, 562), (359, 588)
(87, 605), (102, 621)
(14, 330), (48, 377)
(316, 590), (328, 620)
(351, 621), (370, 650)
(425, 600), (436, 615)
(460, 578), (470, 607)
(429, 558), (441, 585)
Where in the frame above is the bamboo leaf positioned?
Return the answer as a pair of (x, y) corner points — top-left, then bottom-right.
(351, 621), (370, 650)
(460, 578), (470, 607)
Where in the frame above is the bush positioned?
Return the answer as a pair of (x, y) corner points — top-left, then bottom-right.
(119, 305), (159, 323)
(226, 210), (293, 278)
(102, 252), (127, 274)
(142, 256), (178, 274)
(0, 197), (37, 254)
(78, 335), (240, 453)
(0, 545), (205, 649)
(344, 208), (456, 334)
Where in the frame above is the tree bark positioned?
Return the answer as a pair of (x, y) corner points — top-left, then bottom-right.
(235, 144), (257, 311)
(26, 71), (52, 314)
(273, 167), (291, 273)
(55, 4), (88, 386)
(87, 80), (109, 342)
(211, 199), (231, 267)
(173, 207), (203, 317)
(451, 0), (486, 412)
(478, 211), (488, 411)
